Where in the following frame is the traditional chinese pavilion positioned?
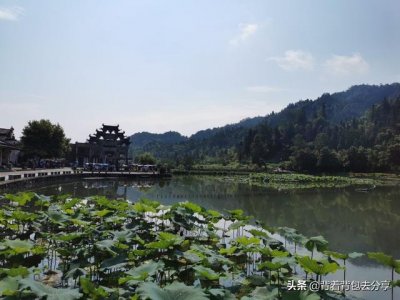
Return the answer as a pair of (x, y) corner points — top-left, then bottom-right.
(72, 124), (131, 170)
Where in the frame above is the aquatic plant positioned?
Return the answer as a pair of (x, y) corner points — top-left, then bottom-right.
(0, 192), (397, 299)
(221, 173), (383, 190)
(367, 252), (400, 300)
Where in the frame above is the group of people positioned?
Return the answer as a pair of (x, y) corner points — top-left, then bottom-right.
(24, 159), (65, 170)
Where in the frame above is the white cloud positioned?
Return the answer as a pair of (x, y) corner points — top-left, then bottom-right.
(246, 85), (282, 93)
(268, 50), (314, 71)
(0, 6), (24, 21)
(230, 23), (258, 45)
(324, 53), (369, 75)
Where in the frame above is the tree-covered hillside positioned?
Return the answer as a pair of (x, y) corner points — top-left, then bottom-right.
(129, 131), (188, 159)
(240, 96), (400, 172)
(129, 83), (400, 172)
(265, 83), (400, 128)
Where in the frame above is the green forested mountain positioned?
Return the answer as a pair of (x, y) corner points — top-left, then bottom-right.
(131, 131), (187, 147)
(240, 95), (400, 172)
(129, 117), (264, 162)
(129, 83), (400, 172)
(266, 83), (400, 127)
(189, 116), (265, 141)
(129, 131), (187, 158)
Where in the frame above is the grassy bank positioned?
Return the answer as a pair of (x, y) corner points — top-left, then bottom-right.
(216, 172), (400, 190)
(173, 162), (400, 190)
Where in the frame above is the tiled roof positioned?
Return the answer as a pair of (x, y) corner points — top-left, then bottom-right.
(0, 140), (19, 150)
(0, 128), (12, 135)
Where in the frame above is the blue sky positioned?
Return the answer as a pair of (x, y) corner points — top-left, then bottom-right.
(1, 0), (399, 142)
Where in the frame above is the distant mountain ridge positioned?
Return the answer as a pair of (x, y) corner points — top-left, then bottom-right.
(129, 117), (266, 150)
(130, 131), (187, 147)
(129, 83), (400, 161)
(265, 83), (400, 128)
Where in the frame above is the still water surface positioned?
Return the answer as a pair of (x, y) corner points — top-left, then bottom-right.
(17, 176), (400, 299)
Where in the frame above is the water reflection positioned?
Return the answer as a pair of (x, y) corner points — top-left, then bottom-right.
(21, 176), (400, 257)
(13, 175), (400, 299)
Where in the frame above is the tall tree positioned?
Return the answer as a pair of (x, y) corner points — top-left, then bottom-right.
(135, 152), (157, 165)
(317, 147), (342, 172)
(290, 149), (317, 172)
(21, 119), (70, 159)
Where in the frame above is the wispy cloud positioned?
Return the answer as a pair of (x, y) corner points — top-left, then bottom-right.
(324, 53), (369, 75)
(0, 6), (24, 21)
(268, 50), (314, 71)
(230, 23), (258, 46)
(246, 85), (282, 93)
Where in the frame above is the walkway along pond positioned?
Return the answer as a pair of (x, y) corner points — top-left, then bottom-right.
(0, 168), (167, 190)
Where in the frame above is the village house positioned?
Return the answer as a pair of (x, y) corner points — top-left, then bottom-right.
(0, 127), (20, 169)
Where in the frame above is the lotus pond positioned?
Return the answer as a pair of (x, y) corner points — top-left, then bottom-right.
(1, 175), (399, 299)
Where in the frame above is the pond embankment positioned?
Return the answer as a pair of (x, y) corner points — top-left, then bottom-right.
(0, 168), (168, 190)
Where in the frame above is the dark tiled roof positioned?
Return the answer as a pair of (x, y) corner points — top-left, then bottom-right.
(0, 127), (15, 143)
(0, 128), (12, 135)
(0, 141), (19, 150)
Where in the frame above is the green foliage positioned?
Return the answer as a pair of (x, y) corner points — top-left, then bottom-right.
(235, 236), (261, 248)
(133, 199), (158, 213)
(0, 192), (397, 299)
(242, 95), (400, 173)
(20, 119), (70, 159)
(290, 149), (317, 172)
(391, 280), (400, 288)
(3, 239), (34, 255)
(5, 192), (36, 206)
(324, 250), (363, 261)
(316, 147), (342, 172)
(231, 172), (377, 190)
(0, 277), (19, 297)
(135, 152), (157, 165)
(305, 236), (329, 254)
(367, 252), (400, 273)
(126, 84), (400, 173)
(79, 277), (108, 299)
(258, 261), (284, 271)
(0, 267), (30, 277)
(297, 256), (340, 276)
(21, 278), (82, 300)
(241, 286), (279, 300)
(137, 282), (208, 300)
(124, 260), (164, 282)
(146, 232), (184, 249)
(282, 291), (320, 300)
(193, 265), (220, 280)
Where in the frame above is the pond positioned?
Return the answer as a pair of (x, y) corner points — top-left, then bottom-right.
(13, 175), (400, 299)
